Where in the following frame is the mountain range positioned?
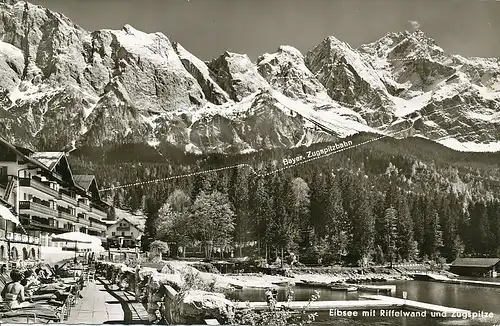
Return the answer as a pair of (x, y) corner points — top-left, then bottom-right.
(1, 0), (499, 155)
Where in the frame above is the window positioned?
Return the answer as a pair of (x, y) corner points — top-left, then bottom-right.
(0, 166), (6, 175)
(112, 232), (115, 236)
(122, 232), (125, 236)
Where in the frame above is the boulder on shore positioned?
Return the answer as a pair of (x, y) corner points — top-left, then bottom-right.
(171, 290), (235, 324)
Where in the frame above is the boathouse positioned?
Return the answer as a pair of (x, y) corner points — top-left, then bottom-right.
(450, 258), (500, 277)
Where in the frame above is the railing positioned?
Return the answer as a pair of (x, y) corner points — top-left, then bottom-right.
(59, 191), (77, 206)
(116, 226), (130, 231)
(91, 222), (106, 231)
(87, 230), (100, 236)
(77, 200), (90, 211)
(19, 201), (58, 217)
(19, 178), (59, 197)
(32, 216), (50, 225)
(58, 211), (77, 223)
(78, 218), (90, 227)
(62, 225), (75, 232)
(89, 206), (107, 218)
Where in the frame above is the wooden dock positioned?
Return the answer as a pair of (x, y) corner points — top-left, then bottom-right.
(409, 273), (451, 281)
(439, 278), (500, 287)
(360, 295), (470, 315)
(234, 295), (471, 317)
(410, 273), (500, 288)
(234, 299), (401, 311)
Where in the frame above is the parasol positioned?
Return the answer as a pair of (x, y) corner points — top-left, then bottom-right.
(50, 232), (99, 275)
(0, 204), (20, 225)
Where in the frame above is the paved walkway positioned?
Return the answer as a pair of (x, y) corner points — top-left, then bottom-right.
(67, 279), (125, 324)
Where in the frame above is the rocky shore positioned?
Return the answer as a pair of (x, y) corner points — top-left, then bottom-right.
(95, 260), (437, 324)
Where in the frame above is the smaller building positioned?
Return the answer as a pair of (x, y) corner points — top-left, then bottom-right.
(106, 216), (144, 248)
(450, 258), (500, 277)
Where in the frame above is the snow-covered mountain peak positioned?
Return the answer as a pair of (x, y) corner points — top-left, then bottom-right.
(360, 30), (445, 62)
(257, 45), (331, 103)
(207, 51), (270, 101)
(324, 35), (351, 49)
(173, 42), (232, 105)
(277, 45), (303, 58)
(1, 1), (500, 154)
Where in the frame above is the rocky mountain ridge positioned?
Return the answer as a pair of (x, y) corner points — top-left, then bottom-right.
(0, 0), (499, 154)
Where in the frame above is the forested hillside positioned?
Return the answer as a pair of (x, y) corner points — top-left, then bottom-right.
(69, 134), (500, 264)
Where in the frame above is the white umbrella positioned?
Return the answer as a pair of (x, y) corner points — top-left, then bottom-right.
(51, 232), (99, 268)
(51, 232), (101, 245)
(0, 204), (19, 225)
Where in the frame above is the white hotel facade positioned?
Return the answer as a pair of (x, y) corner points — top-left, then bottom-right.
(0, 137), (109, 262)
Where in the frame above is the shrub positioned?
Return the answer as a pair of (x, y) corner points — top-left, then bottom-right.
(231, 289), (320, 326)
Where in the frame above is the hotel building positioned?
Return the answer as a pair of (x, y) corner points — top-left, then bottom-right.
(0, 137), (109, 261)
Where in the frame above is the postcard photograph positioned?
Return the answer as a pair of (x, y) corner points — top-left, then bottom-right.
(0, 0), (499, 325)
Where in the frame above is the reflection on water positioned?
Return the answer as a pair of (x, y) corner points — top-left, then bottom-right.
(228, 279), (500, 325)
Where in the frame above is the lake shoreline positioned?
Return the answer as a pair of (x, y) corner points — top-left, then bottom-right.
(153, 260), (451, 290)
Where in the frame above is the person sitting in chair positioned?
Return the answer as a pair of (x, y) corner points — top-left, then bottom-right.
(1, 269), (32, 309)
(21, 270), (40, 295)
(52, 263), (71, 278)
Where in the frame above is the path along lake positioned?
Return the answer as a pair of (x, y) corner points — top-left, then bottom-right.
(228, 279), (500, 326)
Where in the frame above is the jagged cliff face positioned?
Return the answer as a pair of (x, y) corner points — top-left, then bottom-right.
(0, 1), (499, 154)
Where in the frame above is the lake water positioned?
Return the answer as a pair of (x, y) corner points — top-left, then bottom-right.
(227, 280), (500, 326)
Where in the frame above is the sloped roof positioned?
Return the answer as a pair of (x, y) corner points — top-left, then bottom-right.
(31, 152), (65, 171)
(123, 217), (145, 232)
(115, 208), (146, 232)
(73, 175), (95, 190)
(451, 258), (500, 268)
(0, 137), (47, 171)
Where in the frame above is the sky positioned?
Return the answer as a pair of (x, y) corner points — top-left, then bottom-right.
(30, 0), (500, 61)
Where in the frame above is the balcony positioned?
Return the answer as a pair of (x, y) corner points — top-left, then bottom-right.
(19, 178), (59, 198)
(58, 209), (77, 223)
(78, 216), (90, 227)
(77, 199), (90, 211)
(32, 215), (49, 225)
(62, 224), (75, 232)
(89, 220), (106, 231)
(59, 190), (77, 206)
(89, 206), (107, 219)
(116, 226), (130, 231)
(19, 201), (58, 218)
